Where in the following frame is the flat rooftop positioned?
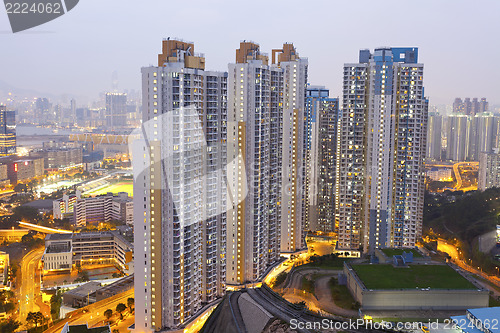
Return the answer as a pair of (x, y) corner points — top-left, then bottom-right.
(68, 324), (110, 333)
(64, 281), (102, 298)
(97, 274), (134, 294)
(46, 233), (73, 241)
(351, 264), (477, 290)
(468, 307), (500, 333)
(380, 248), (423, 258)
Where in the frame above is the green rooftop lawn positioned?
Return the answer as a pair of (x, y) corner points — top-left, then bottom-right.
(351, 264), (476, 290)
(381, 248), (423, 258)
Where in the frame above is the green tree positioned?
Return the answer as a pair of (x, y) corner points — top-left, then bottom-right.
(33, 311), (44, 327)
(116, 303), (126, 319)
(0, 318), (20, 333)
(127, 297), (134, 311)
(13, 183), (27, 193)
(26, 311), (35, 327)
(104, 308), (113, 321)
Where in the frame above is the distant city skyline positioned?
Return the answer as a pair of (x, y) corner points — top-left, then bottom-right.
(1, 0), (499, 106)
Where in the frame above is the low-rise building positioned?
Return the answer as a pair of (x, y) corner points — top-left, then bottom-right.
(451, 307), (500, 333)
(426, 167), (453, 182)
(53, 192), (81, 220)
(344, 262), (489, 311)
(61, 322), (110, 333)
(43, 233), (72, 272)
(42, 231), (133, 273)
(0, 156), (44, 184)
(0, 229), (29, 243)
(0, 251), (9, 288)
(62, 281), (102, 308)
(95, 274), (134, 301)
(53, 191), (133, 226)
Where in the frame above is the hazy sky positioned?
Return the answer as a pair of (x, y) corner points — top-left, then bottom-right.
(1, 0), (499, 106)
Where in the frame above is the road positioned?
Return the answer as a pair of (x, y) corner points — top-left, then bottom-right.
(453, 162), (478, 190)
(437, 239), (500, 289)
(279, 267), (357, 318)
(19, 247), (44, 323)
(18, 221), (73, 234)
(43, 289), (134, 333)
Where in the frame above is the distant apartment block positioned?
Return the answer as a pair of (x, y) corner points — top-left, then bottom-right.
(446, 112), (499, 162)
(105, 93), (127, 129)
(30, 147), (83, 169)
(42, 231), (133, 273)
(453, 97), (488, 116)
(479, 150), (500, 191)
(426, 111), (442, 160)
(53, 192), (133, 226)
(0, 106), (16, 156)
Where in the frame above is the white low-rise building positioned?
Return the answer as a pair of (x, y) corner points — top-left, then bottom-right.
(42, 231), (133, 273)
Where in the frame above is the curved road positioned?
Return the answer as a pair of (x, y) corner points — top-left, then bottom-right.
(279, 268), (357, 318)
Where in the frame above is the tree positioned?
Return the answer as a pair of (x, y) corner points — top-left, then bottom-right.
(0, 318), (20, 333)
(14, 183), (27, 193)
(112, 329), (120, 333)
(26, 312), (35, 327)
(127, 297), (134, 311)
(104, 308), (113, 321)
(33, 311), (44, 328)
(116, 303), (126, 319)
(27, 311), (44, 328)
(21, 233), (34, 244)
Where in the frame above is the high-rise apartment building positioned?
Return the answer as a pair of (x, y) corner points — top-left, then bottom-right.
(304, 86), (339, 232)
(275, 44), (308, 254)
(133, 39), (227, 331)
(336, 47), (428, 253)
(426, 111), (442, 160)
(226, 41), (307, 285)
(0, 106), (16, 156)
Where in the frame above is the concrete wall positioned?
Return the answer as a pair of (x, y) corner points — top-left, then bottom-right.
(344, 263), (489, 310)
(359, 289), (488, 310)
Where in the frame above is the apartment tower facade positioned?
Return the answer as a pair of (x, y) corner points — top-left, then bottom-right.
(304, 86), (339, 232)
(226, 41), (307, 285)
(133, 39), (227, 331)
(336, 47), (428, 253)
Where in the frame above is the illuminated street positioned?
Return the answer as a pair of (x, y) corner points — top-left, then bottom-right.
(19, 247), (44, 323)
(437, 239), (500, 289)
(43, 289), (134, 333)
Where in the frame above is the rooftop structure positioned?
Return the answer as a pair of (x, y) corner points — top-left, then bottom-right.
(451, 307), (500, 333)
